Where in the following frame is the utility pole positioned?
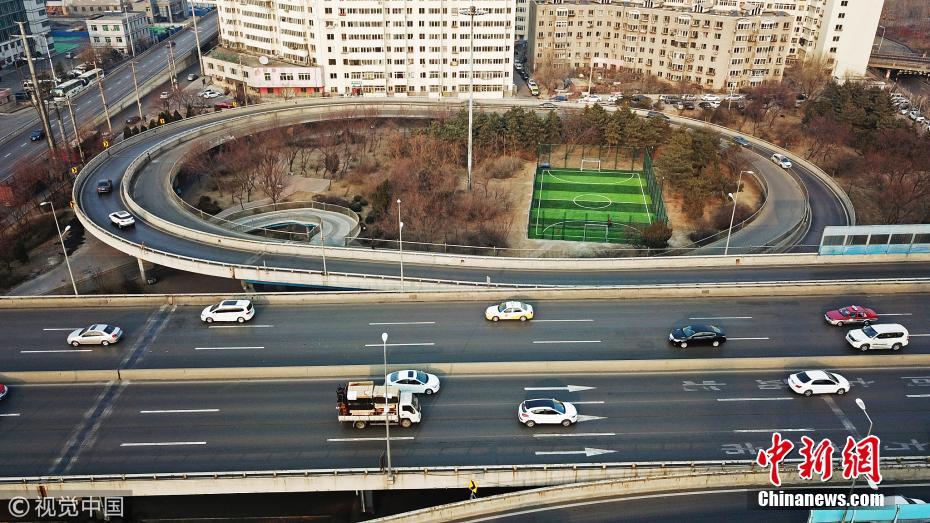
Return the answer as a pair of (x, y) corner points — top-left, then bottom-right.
(130, 60), (144, 120)
(94, 61), (112, 135)
(51, 102), (67, 146)
(64, 97), (85, 164)
(167, 41), (179, 93)
(458, 6), (487, 192)
(124, 6), (137, 58)
(18, 22), (57, 155)
(191, 3), (204, 76)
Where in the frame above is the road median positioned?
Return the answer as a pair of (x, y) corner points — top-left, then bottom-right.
(3, 354), (930, 384)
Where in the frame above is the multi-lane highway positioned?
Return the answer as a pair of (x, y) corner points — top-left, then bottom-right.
(0, 12), (218, 180)
(1, 369), (928, 477)
(2, 295), (929, 371)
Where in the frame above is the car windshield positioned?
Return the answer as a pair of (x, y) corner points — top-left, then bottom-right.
(797, 372), (811, 383)
(387, 372), (399, 382)
(497, 303), (506, 312)
(862, 326), (878, 338)
(682, 326), (696, 336)
(78, 327), (88, 335)
(828, 373), (842, 383)
(711, 326), (722, 334)
(551, 400), (566, 414)
(415, 371), (429, 384)
(838, 308), (850, 315)
(209, 304), (218, 312)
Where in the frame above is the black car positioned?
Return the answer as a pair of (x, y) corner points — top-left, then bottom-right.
(669, 324), (727, 348)
(97, 179), (113, 194)
(125, 115), (142, 125)
(646, 111), (670, 121)
(14, 91), (30, 101)
(29, 129), (44, 141)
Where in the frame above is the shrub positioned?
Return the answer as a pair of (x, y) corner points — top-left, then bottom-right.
(13, 239), (29, 264)
(197, 195), (222, 215)
(688, 228), (719, 244)
(711, 202), (755, 231)
(481, 156), (523, 179)
(639, 222), (673, 249)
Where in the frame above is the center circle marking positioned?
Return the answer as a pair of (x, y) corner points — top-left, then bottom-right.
(572, 194), (612, 209)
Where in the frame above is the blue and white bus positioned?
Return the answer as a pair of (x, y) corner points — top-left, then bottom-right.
(51, 79), (86, 102)
(78, 68), (105, 86)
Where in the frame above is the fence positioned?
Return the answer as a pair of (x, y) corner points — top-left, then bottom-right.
(536, 143), (647, 171)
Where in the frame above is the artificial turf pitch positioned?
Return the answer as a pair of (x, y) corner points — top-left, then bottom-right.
(528, 168), (656, 243)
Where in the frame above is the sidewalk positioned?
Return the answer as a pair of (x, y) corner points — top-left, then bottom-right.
(8, 235), (134, 296)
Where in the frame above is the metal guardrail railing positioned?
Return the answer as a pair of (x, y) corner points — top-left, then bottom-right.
(2, 457), (926, 486)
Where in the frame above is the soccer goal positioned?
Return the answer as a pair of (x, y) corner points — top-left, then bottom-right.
(582, 223), (609, 242)
(580, 158), (602, 172)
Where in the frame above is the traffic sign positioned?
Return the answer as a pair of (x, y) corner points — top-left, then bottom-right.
(468, 480), (478, 494)
(102, 140), (110, 148)
(70, 166), (78, 175)
(159, 118), (165, 125)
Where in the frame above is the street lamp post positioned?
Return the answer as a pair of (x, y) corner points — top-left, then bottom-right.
(397, 199), (404, 292)
(17, 22), (57, 155)
(877, 25), (886, 53)
(191, 4), (204, 76)
(317, 216), (327, 275)
(724, 170), (752, 256)
(130, 60), (144, 121)
(41, 201), (78, 295)
(841, 399), (874, 523)
(381, 332), (393, 480)
(459, 6), (487, 192)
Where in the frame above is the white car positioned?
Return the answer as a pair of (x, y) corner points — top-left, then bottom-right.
(386, 370), (441, 395)
(67, 324), (123, 347)
(771, 153), (792, 169)
(788, 370), (849, 396)
(204, 91), (220, 99)
(725, 93), (745, 101)
(159, 91), (169, 99)
(518, 398), (577, 427)
(108, 211), (135, 228)
(201, 299), (255, 323)
(845, 323), (909, 351)
(486, 301), (534, 322)
(700, 94), (721, 102)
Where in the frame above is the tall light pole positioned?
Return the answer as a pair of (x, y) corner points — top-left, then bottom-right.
(877, 25), (886, 53)
(459, 6), (487, 192)
(841, 398), (874, 523)
(63, 97), (85, 164)
(124, 6), (137, 58)
(724, 169), (752, 256)
(41, 201), (78, 295)
(130, 60), (144, 121)
(586, 52), (595, 97)
(397, 199), (404, 292)
(191, 3), (204, 76)
(18, 22), (57, 155)
(381, 332), (393, 480)
(317, 216), (327, 275)
(93, 61), (112, 135)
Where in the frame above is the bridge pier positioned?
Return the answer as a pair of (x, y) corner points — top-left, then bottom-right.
(241, 280), (256, 293)
(137, 258), (158, 285)
(886, 69), (891, 79)
(358, 489), (374, 514)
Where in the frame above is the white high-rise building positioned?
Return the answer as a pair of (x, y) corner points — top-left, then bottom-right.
(785, 0), (883, 81)
(205, 0), (516, 99)
(1, 0), (53, 67)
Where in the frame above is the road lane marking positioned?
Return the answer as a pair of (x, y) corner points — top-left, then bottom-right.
(533, 319), (594, 323)
(363, 342), (435, 347)
(878, 313), (912, 316)
(733, 428), (813, 433)
(533, 433), (616, 438)
(139, 409), (220, 414)
(208, 324), (273, 329)
(535, 448), (616, 457)
(0, 414), (21, 417)
(727, 337), (771, 341)
(576, 415), (606, 423)
(571, 401), (605, 405)
(906, 394), (930, 398)
(525, 385), (595, 392)
(532, 340), (601, 344)
(3, 153), (10, 158)
(42, 328), (81, 331)
(327, 437), (416, 442)
(20, 349), (93, 353)
(717, 397), (792, 402)
(823, 396), (860, 438)
(689, 316), (752, 320)
(120, 441), (207, 447)
(20, 143), (26, 148)
(194, 346), (264, 350)
(368, 321), (436, 326)
(910, 334), (930, 337)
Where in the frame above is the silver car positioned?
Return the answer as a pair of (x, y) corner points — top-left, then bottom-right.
(67, 324), (123, 346)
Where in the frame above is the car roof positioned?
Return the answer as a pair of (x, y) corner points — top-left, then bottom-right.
(504, 301), (526, 308)
(800, 370), (829, 381)
(220, 299), (250, 306)
(522, 399), (556, 409)
(868, 323), (906, 332)
(113, 211), (130, 217)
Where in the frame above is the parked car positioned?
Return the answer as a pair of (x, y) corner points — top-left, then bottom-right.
(67, 324), (123, 346)
(64, 51), (76, 59)
(824, 305), (878, 326)
(771, 153), (792, 169)
(187, 73), (198, 81)
(97, 179), (113, 194)
(668, 324), (726, 348)
(845, 323), (909, 351)
(551, 95), (568, 102)
(732, 135), (751, 147)
(125, 116), (142, 126)
(386, 370), (441, 395)
(518, 398), (577, 427)
(201, 299), (255, 323)
(213, 101), (234, 109)
(202, 91), (220, 99)
(539, 102), (557, 110)
(698, 101), (719, 109)
(485, 301), (534, 322)
(108, 211), (135, 228)
(700, 94), (721, 102)
(29, 129), (45, 141)
(646, 111), (670, 120)
(159, 91), (169, 99)
(14, 91), (30, 101)
(788, 370), (849, 396)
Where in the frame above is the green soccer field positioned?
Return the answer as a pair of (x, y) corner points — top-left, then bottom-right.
(528, 168), (657, 243)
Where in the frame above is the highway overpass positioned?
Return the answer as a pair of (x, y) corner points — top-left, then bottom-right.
(869, 52), (930, 76)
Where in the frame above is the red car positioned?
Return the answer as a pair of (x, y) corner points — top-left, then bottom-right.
(0, 383), (7, 401)
(824, 305), (878, 326)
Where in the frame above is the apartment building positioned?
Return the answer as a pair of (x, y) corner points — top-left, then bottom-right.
(0, 0), (53, 67)
(205, 0), (515, 98)
(86, 11), (148, 54)
(529, 0), (795, 91)
(529, 0), (882, 91)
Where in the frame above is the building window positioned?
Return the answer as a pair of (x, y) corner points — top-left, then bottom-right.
(840, 0), (848, 5)
(838, 13), (845, 19)
(834, 25), (842, 31)
(264, 72), (271, 81)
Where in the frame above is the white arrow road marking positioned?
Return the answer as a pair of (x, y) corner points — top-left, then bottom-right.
(571, 401), (605, 405)
(368, 321), (436, 326)
(120, 441), (206, 447)
(208, 325), (274, 329)
(733, 428), (813, 433)
(717, 397), (793, 402)
(524, 386), (596, 392)
(688, 316), (753, 320)
(363, 343), (435, 347)
(535, 448), (617, 457)
(878, 313), (912, 316)
(194, 346), (264, 350)
(327, 437), (416, 442)
(532, 340), (601, 344)
(727, 337), (771, 341)
(910, 334), (930, 337)
(139, 409), (220, 414)
(533, 319), (594, 323)
(533, 433), (615, 438)
(575, 415), (606, 423)
(42, 328), (81, 331)
(906, 394), (930, 398)
(21, 349), (92, 353)
(0, 414), (21, 417)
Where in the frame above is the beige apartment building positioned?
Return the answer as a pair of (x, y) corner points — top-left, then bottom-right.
(528, 0), (796, 91)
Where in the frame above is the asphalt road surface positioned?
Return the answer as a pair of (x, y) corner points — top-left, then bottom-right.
(1, 295), (928, 371)
(0, 12), (218, 180)
(0, 368), (928, 476)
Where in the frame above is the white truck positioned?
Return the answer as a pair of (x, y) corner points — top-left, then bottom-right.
(337, 381), (422, 429)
